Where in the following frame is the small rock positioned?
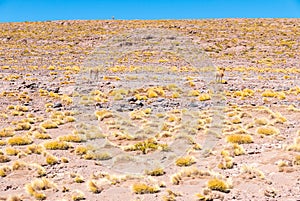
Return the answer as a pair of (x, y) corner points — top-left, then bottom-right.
(157, 98), (165, 102)
(53, 102), (62, 108)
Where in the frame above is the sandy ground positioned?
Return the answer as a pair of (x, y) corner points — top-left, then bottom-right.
(0, 19), (299, 201)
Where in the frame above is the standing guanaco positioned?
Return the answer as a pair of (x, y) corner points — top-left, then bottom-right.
(89, 68), (100, 80)
(216, 67), (225, 83)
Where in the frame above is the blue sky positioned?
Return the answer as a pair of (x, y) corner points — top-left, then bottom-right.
(0, 0), (300, 22)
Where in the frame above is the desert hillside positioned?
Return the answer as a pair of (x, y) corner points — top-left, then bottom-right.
(0, 19), (299, 201)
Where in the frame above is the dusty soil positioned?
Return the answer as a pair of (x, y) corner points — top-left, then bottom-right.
(0, 19), (299, 201)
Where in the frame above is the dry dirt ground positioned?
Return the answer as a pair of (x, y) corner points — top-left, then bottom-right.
(0, 19), (299, 201)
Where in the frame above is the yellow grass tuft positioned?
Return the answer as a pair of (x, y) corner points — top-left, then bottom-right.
(147, 89), (158, 98)
(198, 93), (211, 101)
(7, 135), (33, 146)
(75, 146), (88, 155)
(46, 154), (59, 165)
(226, 134), (253, 144)
(88, 180), (103, 193)
(59, 134), (84, 143)
(0, 127), (15, 137)
(95, 109), (113, 121)
(262, 90), (277, 97)
(293, 155), (300, 166)
(43, 140), (71, 150)
(5, 147), (21, 156)
(255, 118), (269, 125)
(175, 156), (196, 167)
(207, 178), (229, 193)
(188, 90), (200, 97)
(145, 167), (165, 176)
(132, 183), (160, 194)
(71, 190), (85, 201)
(0, 165), (11, 177)
(15, 122), (31, 131)
(26, 144), (44, 154)
(0, 155), (11, 163)
(33, 131), (51, 139)
(40, 120), (58, 129)
(256, 126), (280, 135)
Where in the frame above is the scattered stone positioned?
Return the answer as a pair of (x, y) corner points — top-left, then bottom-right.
(53, 102), (62, 108)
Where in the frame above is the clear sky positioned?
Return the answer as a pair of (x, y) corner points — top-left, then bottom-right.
(0, 0), (300, 22)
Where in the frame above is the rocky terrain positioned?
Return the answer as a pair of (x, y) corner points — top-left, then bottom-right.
(0, 19), (299, 201)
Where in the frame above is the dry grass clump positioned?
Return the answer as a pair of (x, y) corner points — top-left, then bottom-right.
(75, 146), (88, 155)
(15, 122), (31, 131)
(0, 154), (11, 163)
(87, 180), (103, 193)
(293, 155), (300, 166)
(0, 165), (12, 177)
(145, 167), (165, 176)
(286, 137), (300, 152)
(175, 156), (196, 167)
(254, 118), (269, 125)
(231, 117), (242, 124)
(39, 120), (58, 129)
(125, 138), (168, 154)
(241, 164), (265, 179)
(256, 126), (280, 135)
(207, 178), (230, 193)
(26, 144), (44, 154)
(170, 167), (211, 185)
(199, 93), (211, 101)
(0, 127), (15, 137)
(84, 151), (112, 160)
(132, 183), (160, 194)
(5, 147), (21, 156)
(261, 90), (277, 97)
(7, 135), (33, 146)
(95, 109), (113, 121)
(46, 154), (59, 165)
(43, 140), (71, 150)
(25, 177), (57, 200)
(71, 190), (85, 201)
(58, 134), (84, 143)
(33, 131), (51, 139)
(226, 134), (253, 144)
(218, 151), (233, 169)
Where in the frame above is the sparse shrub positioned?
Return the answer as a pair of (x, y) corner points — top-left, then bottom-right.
(88, 180), (103, 193)
(43, 140), (71, 150)
(132, 183), (160, 194)
(71, 190), (85, 201)
(175, 156), (196, 167)
(75, 146), (88, 155)
(26, 144), (44, 154)
(145, 167), (165, 176)
(256, 126), (279, 135)
(226, 134), (253, 144)
(59, 134), (83, 143)
(199, 93), (211, 101)
(46, 154), (59, 165)
(33, 131), (51, 139)
(0, 127), (15, 137)
(5, 147), (20, 156)
(0, 154), (11, 164)
(15, 122), (31, 131)
(0, 165), (11, 177)
(262, 90), (277, 97)
(293, 155), (300, 166)
(207, 178), (229, 193)
(255, 118), (269, 125)
(39, 120), (58, 129)
(8, 135), (33, 146)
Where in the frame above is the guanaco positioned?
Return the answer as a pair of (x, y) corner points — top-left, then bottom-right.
(216, 67), (225, 83)
(89, 68), (99, 80)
